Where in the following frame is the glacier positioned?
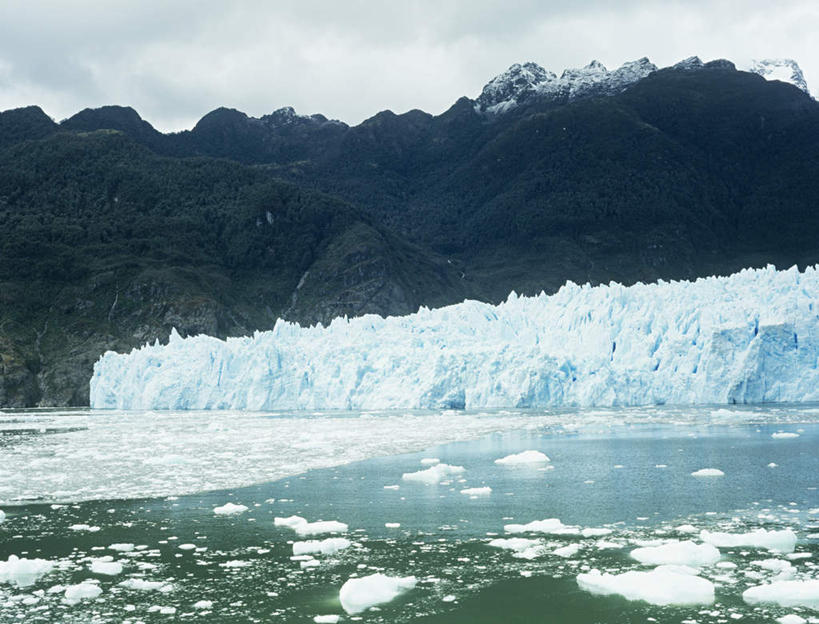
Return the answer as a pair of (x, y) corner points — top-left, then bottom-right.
(90, 265), (819, 411)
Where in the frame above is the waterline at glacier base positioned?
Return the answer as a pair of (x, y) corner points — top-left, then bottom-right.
(90, 265), (819, 410)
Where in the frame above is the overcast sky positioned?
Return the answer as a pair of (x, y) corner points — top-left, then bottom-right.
(1, 0), (817, 132)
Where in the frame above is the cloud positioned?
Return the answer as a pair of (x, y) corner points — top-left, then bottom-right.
(0, 0), (816, 131)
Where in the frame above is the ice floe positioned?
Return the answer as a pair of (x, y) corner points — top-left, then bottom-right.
(461, 487), (492, 497)
(494, 450), (550, 465)
(691, 468), (725, 477)
(64, 581), (102, 604)
(275, 516), (349, 536)
(293, 538), (352, 556)
(339, 573), (417, 614)
(577, 566), (715, 605)
(213, 503), (248, 516)
(504, 518), (579, 535)
(0, 555), (54, 588)
(742, 579), (819, 608)
(402, 463), (465, 485)
(700, 528), (797, 553)
(487, 538), (547, 560)
(630, 541), (721, 567)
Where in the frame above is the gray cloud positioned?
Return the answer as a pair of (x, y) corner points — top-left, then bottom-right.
(0, 0), (816, 131)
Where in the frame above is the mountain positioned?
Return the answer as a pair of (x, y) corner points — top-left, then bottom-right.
(748, 58), (810, 94)
(0, 132), (464, 406)
(474, 57), (658, 114)
(1, 55), (819, 406)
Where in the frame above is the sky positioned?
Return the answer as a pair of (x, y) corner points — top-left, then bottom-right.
(0, 0), (817, 132)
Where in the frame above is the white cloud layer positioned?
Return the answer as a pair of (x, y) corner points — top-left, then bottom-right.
(0, 0), (816, 131)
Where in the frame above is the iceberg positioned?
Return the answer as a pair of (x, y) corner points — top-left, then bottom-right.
(91, 265), (819, 410)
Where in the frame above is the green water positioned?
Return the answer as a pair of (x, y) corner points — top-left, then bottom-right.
(1, 412), (818, 623)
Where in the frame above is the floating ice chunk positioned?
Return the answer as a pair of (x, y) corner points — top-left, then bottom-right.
(89, 559), (123, 575)
(487, 538), (546, 559)
(295, 521), (348, 537)
(777, 615), (807, 624)
(0, 555), (54, 588)
(109, 543), (135, 552)
(581, 528), (613, 538)
(276, 515), (348, 536)
(385, 523), (401, 528)
(504, 518), (579, 535)
(70, 524), (100, 532)
(691, 468), (724, 477)
(119, 578), (173, 592)
(213, 503), (248, 516)
(577, 566), (715, 606)
(339, 573), (417, 614)
(221, 560), (251, 568)
(772, 432), (800, 439)
(314, 615), (340, 623)
(768, 463), (779, 468)
(64, 581), (102, 604)
(630, 540), (721, 567)
(461, 487), (492, 497)
(595, 540), (624, 549)
(420, 458), (440, 465)
(751, 558), (795, 579)
(675, 524), (698, 534)
(495, 451), (550, 465)
(742, 579), (819, 608)
(194, 600), (213, 609)
(301, 559), (321, 569)
(701, 528), (797, 553)
(554, 543), (581, 558)
(402, 463), (465, 485)
(275, 515), (307, 528)
(0, 509), (5, 523)
(787, 552), (812, 560)
(178, 543), (196, 551)
(293, 538), (352, 556)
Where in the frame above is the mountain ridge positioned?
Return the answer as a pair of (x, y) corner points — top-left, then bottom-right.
(1, 55), (819, 406)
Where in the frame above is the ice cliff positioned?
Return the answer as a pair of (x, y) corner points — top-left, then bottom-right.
(90, 265), (819, 410)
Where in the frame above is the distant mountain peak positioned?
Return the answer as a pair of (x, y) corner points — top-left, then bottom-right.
(748, 58), (810, 94)
(673, 56), (704, 70)
(475, 57), (657, 115)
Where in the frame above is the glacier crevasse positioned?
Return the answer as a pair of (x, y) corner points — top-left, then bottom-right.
(90, 265), (819, 410)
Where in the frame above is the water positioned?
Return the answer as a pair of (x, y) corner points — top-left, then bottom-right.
(1, 406), (818, 622)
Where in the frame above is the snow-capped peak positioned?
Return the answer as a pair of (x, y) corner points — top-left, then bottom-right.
(747, 59), (810, 95)
(475, 57), (657, 115)
(673, 56), (704, 71)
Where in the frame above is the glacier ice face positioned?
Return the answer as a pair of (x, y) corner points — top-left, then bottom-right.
(91, 265), (819, 411)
